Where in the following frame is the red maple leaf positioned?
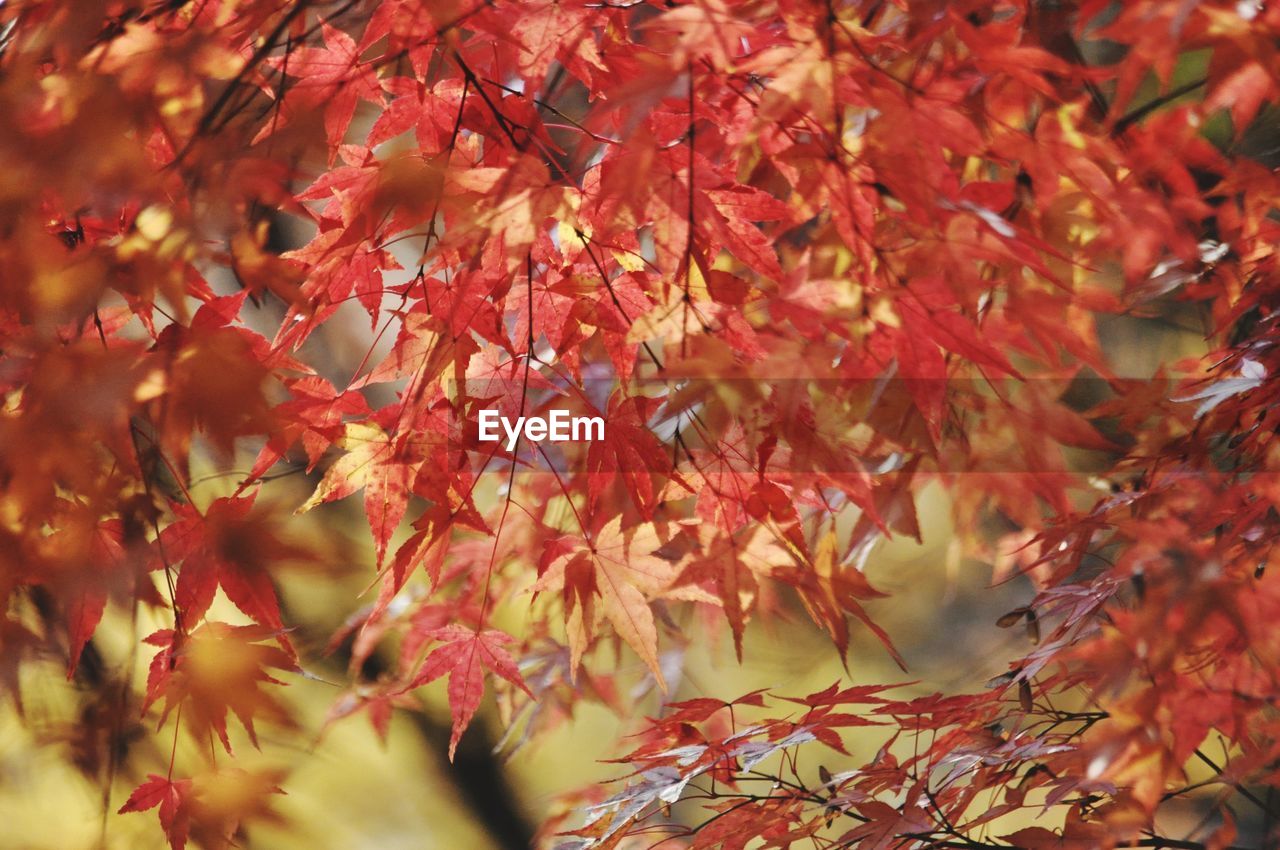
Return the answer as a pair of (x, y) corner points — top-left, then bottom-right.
(119, 774), (194, 850)
(399, 624), (531, 760)
(157, 495), (306, 636)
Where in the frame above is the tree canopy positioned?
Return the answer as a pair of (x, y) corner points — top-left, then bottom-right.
(1, 1), (1278, 848)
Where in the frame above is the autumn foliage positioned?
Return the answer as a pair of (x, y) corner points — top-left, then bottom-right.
(2, 0), (1280, 848)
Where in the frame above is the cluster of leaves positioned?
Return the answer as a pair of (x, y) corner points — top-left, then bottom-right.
(1, 0), (1279, 848)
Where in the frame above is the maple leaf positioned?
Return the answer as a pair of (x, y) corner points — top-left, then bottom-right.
(400, 624), (531, 760)
(464, 345), (559, 419)
(508, 263), (579, 354)
(40, 508), (147, 678)
(585, 392), (676, 518)
(839, 800), (932, 850)
(119, 768), (286, 850)
(508, 0), (601, 83)
(268, 23), (385, 151)
(1207, 61), (1271, 132)
(675, 525), (789, 661)
(159, 495), (307, 635)
(152, 321), (275, 459)
(533, 518), (687, 688)
(143, 623), (297, 753)
(701, 186), (790, 281)
(297, 419), (421, 566)
(367, 77), (461, 151)
(1002, 811), (1111, 850)
(357, 309), (481, 387)
(898, 279), (1019, 378)
(119, 774), (194, 850)
(249, 375), (371, 479)
(783, 530), (904, 671)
